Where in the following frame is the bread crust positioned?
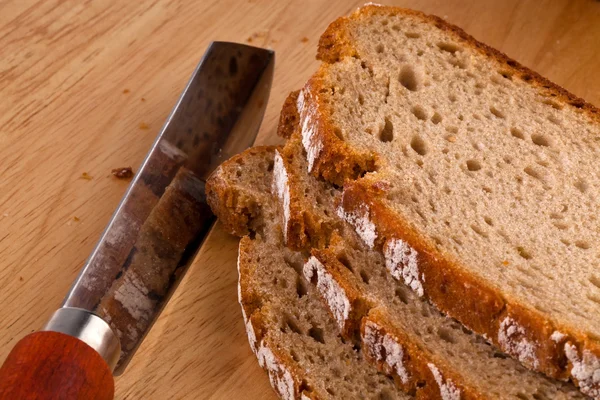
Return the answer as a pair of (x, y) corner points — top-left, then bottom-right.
(206, 145), (279, 236)
(298, 4), (600, 394)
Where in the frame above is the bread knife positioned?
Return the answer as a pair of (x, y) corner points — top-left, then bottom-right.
(0, 41), (274, 399)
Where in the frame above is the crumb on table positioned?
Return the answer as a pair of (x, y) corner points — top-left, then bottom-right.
(301, 37), (309, 43)
(139, 122), (150, 130)
(112, 167), (134, 179)
(81, 172), (93, 180)
(123, 89), (130, 94)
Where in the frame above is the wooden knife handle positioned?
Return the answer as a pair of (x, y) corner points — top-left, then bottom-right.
(0, 331), (114, 400)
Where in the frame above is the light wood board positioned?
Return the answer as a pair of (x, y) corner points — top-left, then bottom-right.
(1, 0), (599, 398)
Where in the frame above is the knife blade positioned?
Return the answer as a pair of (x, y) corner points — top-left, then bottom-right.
(0, 41), (274, 398)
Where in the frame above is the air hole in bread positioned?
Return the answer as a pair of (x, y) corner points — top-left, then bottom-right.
(308, 326), (325, 344)
(360, 270), (370, 284)
(509, 127), (525, 141)
(296, 277), (308, 298)
(375, 44), (384, 53)
(290, 350), (300, 362)
(553, 221), (569, 230)
(516, 393), (529, 400)
(587, 294), (600, 306)
(484, 216), (494, 226)
(466, 160), (482, 171)
(575, 240), (591, 250)
(490, 106), (506, 119)
(279, 278), (288, 288)
(332, 127), (343, 140)
(449, 93), (457, 102)
(516, 246), (533, 260)
(405, 31), (421, 38)
(358, 94), (365, 105)
(574, 178), (588, 193)
(326, 388), (336, 396)
(471, 224), (488, 238)
(395, 287), (409, 304)
(445, 125), (458, 134)
(337, 254), (354, 272)
(437, 327), (457, 344)
(410, 135), (428, 155)
(531, 133), (551, 147)
(542, 98), (563, 110)
(589, 275), (600, 290)
(560, 238), (571, 246)
(499, 70), (513, 80)
(431, 112), (443, 125)
(379, 117), (394, 142)
(411, 105), (428, 121)
(284, 314), (303, 335)
(523, 166), (547, 182)
(547, 115), (561, 125)
(437, 41), (461, 54)
(399, 65), (420, 91)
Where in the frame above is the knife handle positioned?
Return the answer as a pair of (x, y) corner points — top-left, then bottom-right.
(0, 331), (114, 400)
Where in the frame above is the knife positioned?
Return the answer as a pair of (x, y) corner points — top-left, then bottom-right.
(0, 41), (274, 399)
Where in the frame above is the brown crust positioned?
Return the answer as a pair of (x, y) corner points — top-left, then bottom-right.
(277, 90), (300, 139)
(303, 4), (600, 392)
(206, 145), (279, 237)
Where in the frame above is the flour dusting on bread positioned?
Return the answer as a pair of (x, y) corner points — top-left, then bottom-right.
(428, 363), (461, 400)
(565, 343), (600, 398)
(336, 204), (377, 248)
(498, 317), (539, 369)
(297, 89), (322, 173)
(384, 238), (423, 297)
(304, 256), (351, 329)
(363, 319), (410, 384)
(273, 151), (291, 242)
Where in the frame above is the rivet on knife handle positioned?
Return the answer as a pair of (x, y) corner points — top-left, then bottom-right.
(0, 42), (274, 399)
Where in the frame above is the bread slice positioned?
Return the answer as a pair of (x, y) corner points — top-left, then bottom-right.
(295, 5), (600, 395)
(207, 147), (407, 400)
(274, 132), (585, 399)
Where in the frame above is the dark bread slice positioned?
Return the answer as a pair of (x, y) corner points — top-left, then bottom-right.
(294, 5), (600, 396)
(238, 236), (406, 400)
(207, 146), (407, 400)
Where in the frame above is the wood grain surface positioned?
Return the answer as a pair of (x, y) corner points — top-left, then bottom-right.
(1, 1), (599, 399)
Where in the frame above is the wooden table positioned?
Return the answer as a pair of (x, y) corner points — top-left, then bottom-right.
(1, 0), (599, 398)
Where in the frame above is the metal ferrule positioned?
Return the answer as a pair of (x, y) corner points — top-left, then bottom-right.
(43, 307), (121, 372)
